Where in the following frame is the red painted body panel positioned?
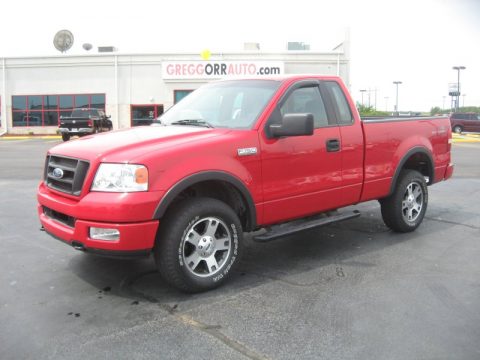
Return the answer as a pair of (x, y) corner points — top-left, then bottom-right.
(37, 75), (453, 253)
(259, 125), (343, 224)
(38, 182), (163, 222)
(360, 117), (451, 202)
(38, 204), (158, 251)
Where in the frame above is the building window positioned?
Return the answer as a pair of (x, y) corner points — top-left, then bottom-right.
(12, 93), (106, 127)
(174, 90), (193, 104)
(131, 105), (164, 127)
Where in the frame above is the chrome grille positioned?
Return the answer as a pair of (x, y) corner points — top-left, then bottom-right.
(45, 155), (90, 196)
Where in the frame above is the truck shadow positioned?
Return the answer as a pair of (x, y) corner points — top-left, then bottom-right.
(67, 201), (463, 311)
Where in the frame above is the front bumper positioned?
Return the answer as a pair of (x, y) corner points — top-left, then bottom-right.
(38, 204), (159, 254)
(37, 182), (162, 254)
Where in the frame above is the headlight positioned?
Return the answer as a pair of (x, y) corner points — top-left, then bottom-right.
(91, 163), (148, 192)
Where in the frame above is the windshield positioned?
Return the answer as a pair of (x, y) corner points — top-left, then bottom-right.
(159, 80), (281, 129)
(71, 109), (97, 118)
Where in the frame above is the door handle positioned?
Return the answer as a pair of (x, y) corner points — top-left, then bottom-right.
(326, 139), (341, 152)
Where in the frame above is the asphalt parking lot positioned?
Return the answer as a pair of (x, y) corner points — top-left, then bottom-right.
(1, 138), (480, 360)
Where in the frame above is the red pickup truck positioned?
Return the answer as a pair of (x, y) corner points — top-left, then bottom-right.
(38, 75), (454, 292)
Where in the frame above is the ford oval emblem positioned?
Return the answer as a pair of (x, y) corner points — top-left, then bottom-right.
(52, 168), (64, 179)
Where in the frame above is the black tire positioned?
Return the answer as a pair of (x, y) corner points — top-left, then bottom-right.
(61, 133), (70, 142)
(380, 170), (428, 233)
(154, 197), (243, 293)
(453, 125), (463, 134)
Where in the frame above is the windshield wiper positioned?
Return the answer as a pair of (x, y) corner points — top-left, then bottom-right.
(170, 119), (214, 128)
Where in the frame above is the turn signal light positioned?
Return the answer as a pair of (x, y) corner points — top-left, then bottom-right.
(135, 167), (148, 184)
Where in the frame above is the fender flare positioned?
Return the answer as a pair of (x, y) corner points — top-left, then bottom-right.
(153, 171), (257, 231)
(389, 147), (434, 196)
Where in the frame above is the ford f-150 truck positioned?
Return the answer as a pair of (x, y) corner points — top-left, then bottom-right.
(38, 75), (454, 292)
(58, 108), (112, 141)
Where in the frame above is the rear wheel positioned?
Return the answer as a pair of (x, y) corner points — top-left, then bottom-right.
(453, 125), (463, 134)
(154, 197), (243, 293)
(61, 133), (70, 141)
(380, 170), (428, 232)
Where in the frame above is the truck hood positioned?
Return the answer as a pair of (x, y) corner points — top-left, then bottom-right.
(49, 126), (229, 162)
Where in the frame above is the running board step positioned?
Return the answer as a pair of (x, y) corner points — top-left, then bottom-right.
(253, 210), (360, 242)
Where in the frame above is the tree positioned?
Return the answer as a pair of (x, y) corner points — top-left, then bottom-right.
(356, 103), (389, 117)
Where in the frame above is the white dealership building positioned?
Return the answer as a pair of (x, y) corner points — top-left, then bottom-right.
(0, 42), (350, 135)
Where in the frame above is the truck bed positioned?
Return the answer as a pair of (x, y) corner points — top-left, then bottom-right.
(360, 115), (451, 201)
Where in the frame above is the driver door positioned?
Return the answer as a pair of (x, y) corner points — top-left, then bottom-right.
(260, 81), (344, 224)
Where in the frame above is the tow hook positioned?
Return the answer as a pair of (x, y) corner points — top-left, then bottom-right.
(71, 241), (86, 251)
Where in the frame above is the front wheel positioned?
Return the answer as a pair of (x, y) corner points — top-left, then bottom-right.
(380, 170), (428, 232)
(453, 125), (463, 134)
(154, 197), (243, 293)
(61, 133), (70, 141)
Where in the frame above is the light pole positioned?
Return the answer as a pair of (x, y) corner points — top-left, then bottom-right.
(452, 66), (466, 112)
(393, 81), (402, 114)
(462, 94), (466, 108)
(384, 97), (389, 112)
(360, 89), (367, 106)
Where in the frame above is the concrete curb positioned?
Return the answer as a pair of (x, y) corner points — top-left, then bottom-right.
(0, 136), (61, 140)
(452, 133), (480, 143)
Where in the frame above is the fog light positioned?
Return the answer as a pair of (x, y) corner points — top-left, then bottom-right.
(89, 227), (120, 241)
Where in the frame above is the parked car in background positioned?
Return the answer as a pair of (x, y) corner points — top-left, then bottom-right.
(58, 108), (112, 141)
(450, 112), (480, 134)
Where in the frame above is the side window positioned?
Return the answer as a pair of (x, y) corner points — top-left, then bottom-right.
(279, 86), (328, 128)
(324, 81), (353, 125)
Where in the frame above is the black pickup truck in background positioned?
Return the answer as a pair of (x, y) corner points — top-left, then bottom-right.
(58, 108), (113, 141)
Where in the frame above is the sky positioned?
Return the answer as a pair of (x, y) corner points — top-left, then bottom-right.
(0, 0), (478, 112)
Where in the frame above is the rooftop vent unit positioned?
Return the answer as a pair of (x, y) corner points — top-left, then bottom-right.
(287, 42), (310, 51)
(244, 42), (260, 51)
(98, 46), (117, 53)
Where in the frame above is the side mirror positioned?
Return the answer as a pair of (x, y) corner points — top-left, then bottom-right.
(269, 113), (314, 138)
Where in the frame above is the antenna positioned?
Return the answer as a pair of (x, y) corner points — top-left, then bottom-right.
(53, 30), (74, 53)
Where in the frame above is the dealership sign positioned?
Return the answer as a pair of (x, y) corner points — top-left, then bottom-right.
(162, 61), (284, 80)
